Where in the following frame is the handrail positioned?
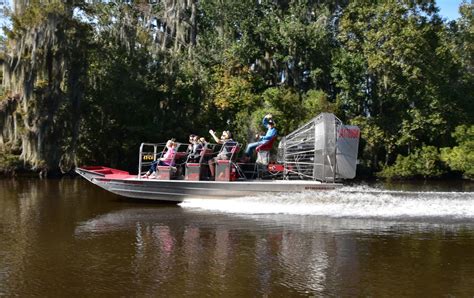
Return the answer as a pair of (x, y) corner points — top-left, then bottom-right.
(138, 143), (160, 178)
(138, 142), (189, 178)
(216, 141), (240, 161)
(134, 113), (355, 182)
(185, 143), (219, 165)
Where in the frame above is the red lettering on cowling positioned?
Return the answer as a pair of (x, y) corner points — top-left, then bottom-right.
(338, 128), (360, 138)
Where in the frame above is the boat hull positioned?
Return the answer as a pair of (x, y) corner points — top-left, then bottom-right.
(76, 167), (340, 202)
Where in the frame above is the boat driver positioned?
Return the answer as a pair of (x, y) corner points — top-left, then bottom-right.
(242, 114), (277, 161)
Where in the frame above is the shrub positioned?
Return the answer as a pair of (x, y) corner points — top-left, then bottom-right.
(379, 146), (445, 179)
(0, 153), (23, 174)
(441, 125), (474, 179)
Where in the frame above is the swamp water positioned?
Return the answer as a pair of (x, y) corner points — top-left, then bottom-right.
(1, 178), (473, 296)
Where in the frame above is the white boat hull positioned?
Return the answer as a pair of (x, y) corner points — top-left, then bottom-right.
(76, 167), (341, 202)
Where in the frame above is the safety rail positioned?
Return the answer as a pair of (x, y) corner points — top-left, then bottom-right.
(185, 142), (220, 165)
(136, 113), (359, 182)
(137, 142), (188, 178)
(214, 142), (246, 181)
(137, 141), (238, 179)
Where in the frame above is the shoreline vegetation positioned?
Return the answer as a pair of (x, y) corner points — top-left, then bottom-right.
(0, 1), (472, 180)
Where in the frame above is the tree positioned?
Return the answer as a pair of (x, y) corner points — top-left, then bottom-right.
(1, 1), (92, 175)
(334, 0), (470, 176)
(441, 125), (474, 179)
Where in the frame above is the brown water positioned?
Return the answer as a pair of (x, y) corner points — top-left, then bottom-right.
(1, 178), (474, 296)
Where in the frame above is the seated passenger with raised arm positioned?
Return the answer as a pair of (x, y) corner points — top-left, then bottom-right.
(243, 114), (277, 161)
(208, 130), (236, 179)
(144, 139), (177, 177)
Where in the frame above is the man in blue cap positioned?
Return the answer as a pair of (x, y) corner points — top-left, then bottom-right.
(243, 114), (277, 161)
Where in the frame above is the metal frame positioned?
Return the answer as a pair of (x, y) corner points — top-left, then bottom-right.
(281, 113), (343, 182)
(137, 113), (357, 183)
(137, 142), (188, 178)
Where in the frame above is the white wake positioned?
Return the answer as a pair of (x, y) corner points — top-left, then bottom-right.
(180, 186), (474, 220)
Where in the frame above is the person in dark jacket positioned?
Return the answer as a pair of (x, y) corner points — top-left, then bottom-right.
(208, 130), (237, 178)
(188, 135), (203, 163)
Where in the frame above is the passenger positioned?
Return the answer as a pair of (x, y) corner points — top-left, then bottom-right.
(188, 135), (203, 163)
(208, 130), (237, 178)
(198, 137), (210, 163)
(187, 134), (196, 152)
(144, 140), (177, 177)
(243, 114), (277, 161)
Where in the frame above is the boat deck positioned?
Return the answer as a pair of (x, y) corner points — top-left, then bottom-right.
(78, 166), (336, 185)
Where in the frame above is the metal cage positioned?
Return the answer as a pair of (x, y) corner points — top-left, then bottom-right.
(281, 113), (359, 182)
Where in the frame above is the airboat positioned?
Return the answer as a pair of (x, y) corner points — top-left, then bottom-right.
(76, 113), (360, 202)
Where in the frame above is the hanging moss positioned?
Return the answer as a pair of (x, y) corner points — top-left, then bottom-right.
(0, 1), (90, 176)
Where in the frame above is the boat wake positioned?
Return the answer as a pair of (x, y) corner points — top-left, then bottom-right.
(179, 186), (474, 221)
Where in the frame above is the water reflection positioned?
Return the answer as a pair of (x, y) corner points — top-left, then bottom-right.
(72, 205), (474, 296)
(211, 227), (230, 292)
(2, 179), (474, 296)
(279, 232), (328, 293)
(74, 208), (336, 295)
(182, 225), (201, 293)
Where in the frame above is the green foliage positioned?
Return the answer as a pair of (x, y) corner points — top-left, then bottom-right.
(0, 152), (23, 173)
(1, 0), (472, 178)
(350, 116), (389, 173)
(333, 0), (473, 175)
(379, 146), (446, 179)
(302, 90), (336, 120)
(229, 86), (336, 145)
(209, 58), (261, 112)
(441, 125), (474, 179)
